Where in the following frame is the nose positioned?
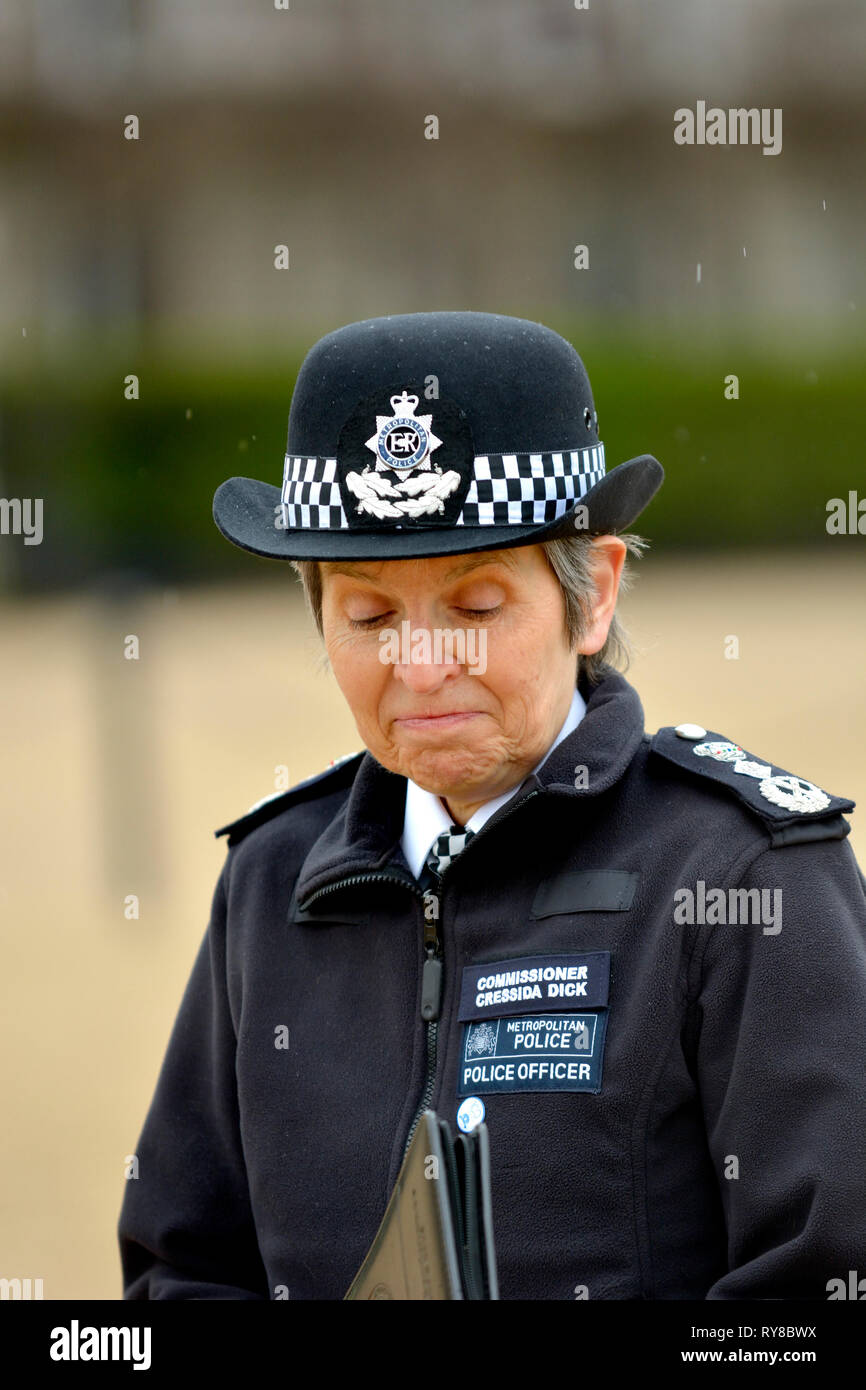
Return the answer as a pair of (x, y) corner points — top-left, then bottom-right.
(394, 655), (462, 694)
(389, 617), (464, 694)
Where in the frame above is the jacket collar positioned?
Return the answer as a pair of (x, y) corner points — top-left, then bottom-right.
(294, 668), (646, 909)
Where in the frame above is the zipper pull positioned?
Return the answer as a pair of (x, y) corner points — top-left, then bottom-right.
(421, 953), (442, 1022)
(421, 889), (442, 1022)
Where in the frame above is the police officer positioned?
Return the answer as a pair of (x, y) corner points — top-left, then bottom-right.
(118, 312), (866, 1300)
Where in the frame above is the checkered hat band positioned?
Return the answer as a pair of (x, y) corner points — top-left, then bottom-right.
(458, 445), (605, 526)
(278, 443), (605, 531)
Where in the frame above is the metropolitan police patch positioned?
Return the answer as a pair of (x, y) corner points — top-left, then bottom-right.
(458, 1013), (609, 1096)
(456, 953), (611, 1095)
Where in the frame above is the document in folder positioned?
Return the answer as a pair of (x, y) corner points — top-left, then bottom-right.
(345, 1110), (498, 1300)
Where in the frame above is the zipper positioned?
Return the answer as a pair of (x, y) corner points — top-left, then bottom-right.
(298, 871), (422, 912)
(400, 785), (542, 1161)
(298, 786), (542, 1167)
(402, 884), (444, 1158)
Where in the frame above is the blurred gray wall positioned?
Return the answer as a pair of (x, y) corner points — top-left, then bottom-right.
(0, 0), (864, 362)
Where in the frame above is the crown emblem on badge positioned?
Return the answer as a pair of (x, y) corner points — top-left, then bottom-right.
(343, 388), (462, 521)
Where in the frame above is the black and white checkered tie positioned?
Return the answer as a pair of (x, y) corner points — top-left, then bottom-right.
(424, 824), (476, 883)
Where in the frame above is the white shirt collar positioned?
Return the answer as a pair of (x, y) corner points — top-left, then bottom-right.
(400, 686), (587, 879)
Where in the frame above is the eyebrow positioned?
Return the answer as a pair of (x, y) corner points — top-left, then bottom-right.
(322, 553), (518, 583)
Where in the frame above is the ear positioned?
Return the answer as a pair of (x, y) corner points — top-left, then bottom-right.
(577, 536), (626, 655)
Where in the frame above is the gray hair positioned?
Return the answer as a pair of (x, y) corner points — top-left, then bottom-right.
(290, 531), (648, 686)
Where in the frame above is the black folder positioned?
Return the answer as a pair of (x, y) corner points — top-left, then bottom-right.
(344, 1110), (498, 1300)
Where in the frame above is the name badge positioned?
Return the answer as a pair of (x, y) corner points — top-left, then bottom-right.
(457, 1012), (608, 1095)
(458, 952), (610, 1022)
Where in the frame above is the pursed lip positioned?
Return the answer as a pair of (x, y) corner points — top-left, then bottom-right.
(392, 711), (484, 731)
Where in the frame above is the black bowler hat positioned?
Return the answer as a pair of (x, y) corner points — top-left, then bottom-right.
(212, 312), (663, 560)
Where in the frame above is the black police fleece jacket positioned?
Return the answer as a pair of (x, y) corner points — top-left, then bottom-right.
(118, 670), (866, 1300)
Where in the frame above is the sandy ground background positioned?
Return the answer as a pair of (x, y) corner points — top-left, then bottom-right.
(1, 551), (864, 1299)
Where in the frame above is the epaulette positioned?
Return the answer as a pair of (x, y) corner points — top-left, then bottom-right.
(214, 750), (365, 847)
(650, 723), (854, 848)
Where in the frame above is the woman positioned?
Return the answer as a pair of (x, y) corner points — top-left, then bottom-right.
(118, 311), (866, 1299)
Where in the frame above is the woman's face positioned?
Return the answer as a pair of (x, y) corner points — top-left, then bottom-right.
(319, 541), (623, 818)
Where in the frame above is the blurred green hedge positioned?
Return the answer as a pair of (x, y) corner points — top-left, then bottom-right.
(1, 326), (864, 592)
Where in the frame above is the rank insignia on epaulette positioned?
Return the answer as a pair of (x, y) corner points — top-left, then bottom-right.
(693, 741), (745, 762)
(651, 723), (854, 844)
(691, 740), (830, 813)
(757, 774), (831, 814)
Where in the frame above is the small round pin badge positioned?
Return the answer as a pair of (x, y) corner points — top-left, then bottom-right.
(456, 1096), (485, 1133)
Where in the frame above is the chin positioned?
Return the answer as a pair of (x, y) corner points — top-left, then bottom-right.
(398, 744), (501, 796)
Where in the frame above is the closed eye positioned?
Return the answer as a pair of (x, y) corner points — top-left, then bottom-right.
(457, 606), (501, 620)
(347, 613), (394, 630)
(348, 604), (502, 630)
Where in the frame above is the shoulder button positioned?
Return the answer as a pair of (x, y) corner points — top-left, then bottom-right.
(674, 723), (707, 740)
